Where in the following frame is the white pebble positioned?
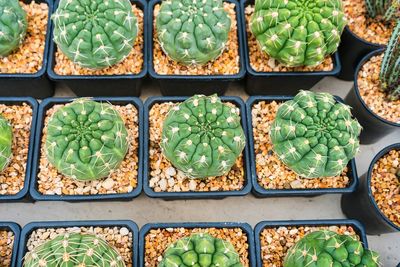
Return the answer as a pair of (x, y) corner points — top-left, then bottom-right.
(102, 178), (114, 190)
(159, 179), (167, 191)
(165, 167), (176, 177)
(120, 227), (129, 236)
(188, 180), (197, 191)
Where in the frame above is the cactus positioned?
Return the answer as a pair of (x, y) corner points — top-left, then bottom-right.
(52, 0), (138, 69)
(250, 0), (346, 67)
(158, 233), (243, 267)
(23, 233), (125, 266)
(270, 91), (362, 178)
(283, 230), (380, 267)
(0, 116), (12, 173)
(364, 0), (400, 22)
(45, 99), (129, 181)
(0, 0), (27, 57)
(161, 94), (246, 179)
(156, 0), (231, 65)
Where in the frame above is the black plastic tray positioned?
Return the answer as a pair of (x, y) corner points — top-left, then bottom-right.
(0, 222), (20, 267)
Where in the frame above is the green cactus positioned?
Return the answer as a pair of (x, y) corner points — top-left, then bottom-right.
(156, 0), (231, 65)
(250, 0), (346, 67)
(270, 91), (362, 178)
(52, 0), (138, 69)
(23, 233), (125, 266)
(0, 116), (12, 173)
(45, 99), (129, 181)
(283, 230), (380, 267)
(0, 0), (27, 57)
(161, 94), (246, 179)
(364, 0), (400, 22)
(158, 233), (243, 267)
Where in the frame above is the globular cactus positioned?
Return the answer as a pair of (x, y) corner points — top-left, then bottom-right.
(23, 233), (125, 267)
(0, 116), (12, 173)
(156, 0), (231, 65)
(283, 230), (380, 267)
(270, 91), (362, 178)
(158, 233), (243, 267)
(250, 0), (346, 67)
(0, 0), (27, 57)
(364, 0), (400, 22)
(45, 99), (129, 181)
(161, 94), (246, 179)
(52, 0), (138, 69)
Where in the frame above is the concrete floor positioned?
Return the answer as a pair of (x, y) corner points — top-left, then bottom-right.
(0, 77), (399, 266)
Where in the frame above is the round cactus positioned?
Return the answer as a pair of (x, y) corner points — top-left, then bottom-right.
(158, 233), (243, 267)
(23, 233), (125, 267)
(156, 0), (231, 65)
(45, 99), (129, 181)
(52, 0), (138, 69)
(250, 0), (346, 67)
(161, 94), (246, 179)
(0, 116), (12, 173)
(283, 230), (380, 267)
(270, 91), (361, 178)
(0, 0), (27, 56)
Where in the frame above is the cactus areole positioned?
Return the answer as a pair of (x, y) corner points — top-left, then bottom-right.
(156, 0), (231, 65)
(0, 116), (12, 173)
(158, 233), (243, 267)
(250, 0), (346, 67)
(52, 0), (138, 69)
(270, 91), (361, 178)
(45, 99), (129, 181)
(161, 95), (245, 179)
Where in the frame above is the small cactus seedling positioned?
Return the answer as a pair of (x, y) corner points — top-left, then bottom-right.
(270, 91), (362, 178)
(0, 0), (27, 56)
(156, 0), (231, 65)
(364, 0), (400, 22)
(23, 233), (125, 266)
(283, 230), (380, 267)
(158, 233), (243, 267)
(45, 99), (129, 181)
(161, 94), (246, 179)
(250, 0), (346, 67)
(52, 0), (138, 69)
(0, 116), (12, 173)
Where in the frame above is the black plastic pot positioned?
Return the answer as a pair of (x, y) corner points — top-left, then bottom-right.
(30, 97), (143, 201)
(247, 96), (359, 197)
(139, 222), (256, 267)
(47, 0), (148, 97)
(148, 0), (246, 96)
(17, 220), (139, 267)
(254, 219), (369, 267)
(345, 49), (399, 144)
(341, 143), (400, 235)
(0, 97), (38, 202)
(143, 96), (252, 199)
(0, 0), (54, 98)
(0, 222), (20, 267)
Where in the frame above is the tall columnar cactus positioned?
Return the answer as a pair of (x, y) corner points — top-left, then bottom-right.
(52, 0), (138, 69)
(156, 0), (231, 65)
(23, 233), (125, 266)
(270, 91), (362, 178)
(0, 116), (12, 173)
(161, 94), (246, 179)
(364, 0), (400, 22)
(250, 0), (346, 67)
(283, 230), (380, 267)
(158, 233), (243, 267)
(45, 99), (129, 181)
(0, 0), (27, 56)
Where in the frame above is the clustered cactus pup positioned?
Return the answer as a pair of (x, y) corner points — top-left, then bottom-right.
(364, 0), (400, 22)
(0, 115), (12, 173)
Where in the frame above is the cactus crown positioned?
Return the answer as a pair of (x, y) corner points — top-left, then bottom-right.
(0, 116), (12, 173)
(45, 98), (129, 181)
(161, 94), (245, 179)
(283, 230), (380, 267)
(250, 0), (346, 67)
(0, 0), (27, 57)
(158, 233), (243, 267)
(156, 0), (231, 65)
(270, 91), (362, 178)
(364, 0), (400, 22)
(52, 0), (138, 69)
(23, 233), (126, 267)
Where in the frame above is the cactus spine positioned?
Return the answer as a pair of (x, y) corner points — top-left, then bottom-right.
(0, 116), (12, 173)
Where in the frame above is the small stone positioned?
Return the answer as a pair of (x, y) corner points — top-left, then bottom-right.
(159, 179), (167, 191)
(120, 227), (129, 236)
(102, 178), (115, 190)
(165, 167), (176, 177)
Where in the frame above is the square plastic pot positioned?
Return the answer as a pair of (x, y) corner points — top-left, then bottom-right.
(29, 97), (143, 201)
(0, 0), (54, 98)
(0, 222), (20, 267)
(143, 96), (252, 199)
(246, 96), (359, 197)
(148, 0), (246, 96)
(139, 222), (256, 267)
(0, 97), (38, 202)
(47, 0), (148, 97)
(16, 220), (139, 267)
